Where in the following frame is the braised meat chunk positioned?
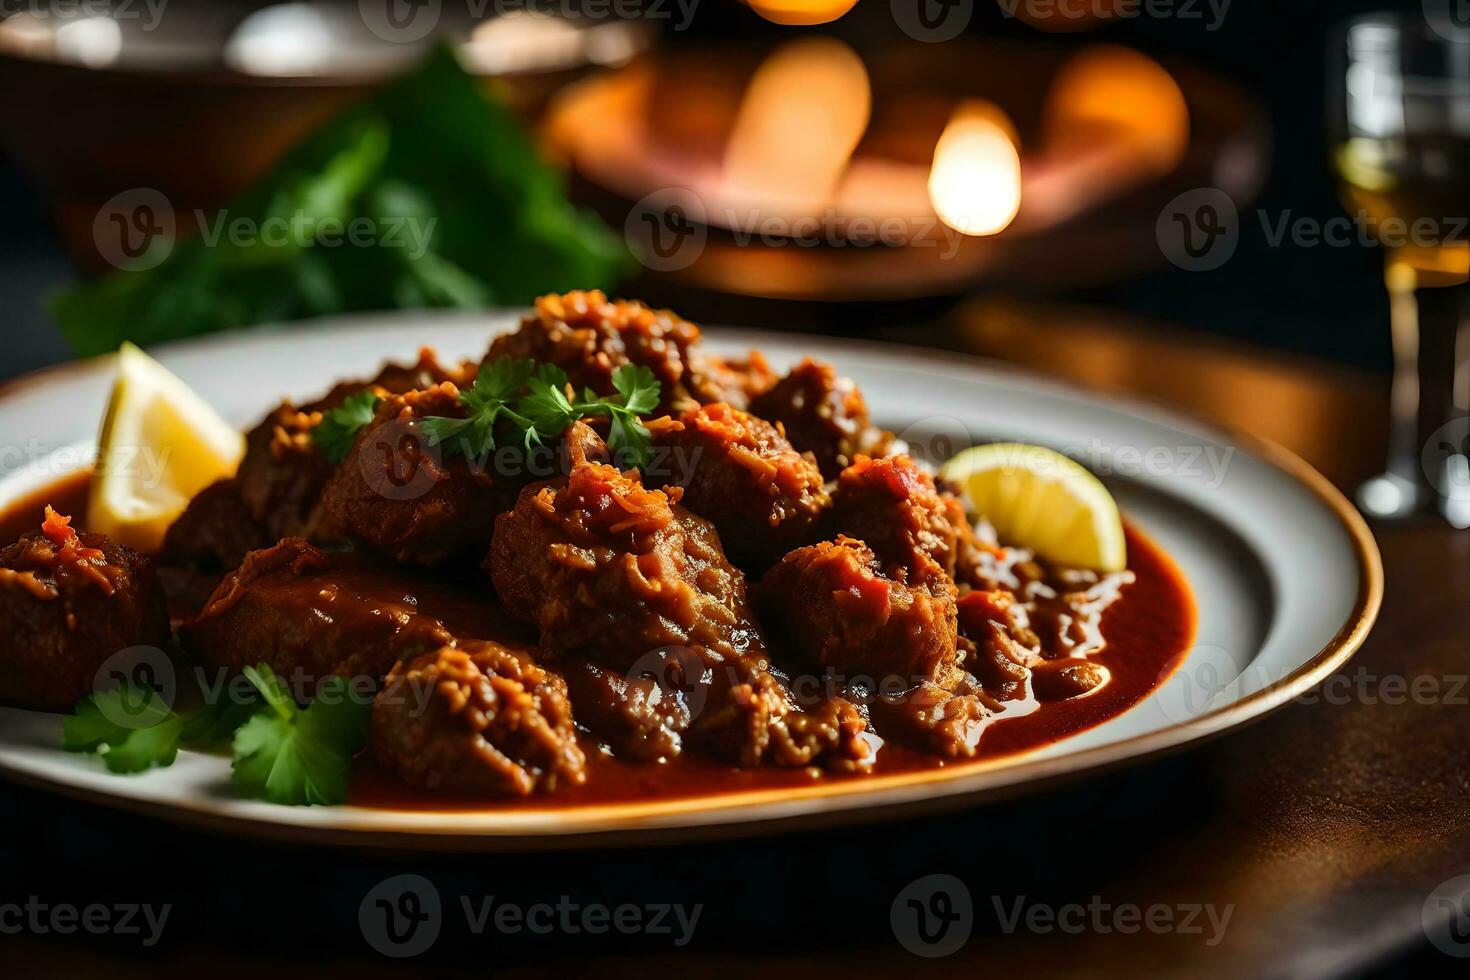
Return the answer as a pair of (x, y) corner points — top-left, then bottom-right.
(372, 642), (587, 795)
(234, 347), (472, 542)
(0, 509), (169, 711)
(758, 537), (961, 688)
(182, 538), (524, 683)
(490, 424), (872, 770)
(826, 454), (965, 581)
(158, 479), (269, 606)
(647, 403), (829, 572)
(315, 383), (502, 565)
(488, 424), (762, 668)
(749, 358), (894, 479)
(757, 537), (1000, 758)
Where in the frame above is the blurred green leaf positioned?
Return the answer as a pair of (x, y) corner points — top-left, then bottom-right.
(52, 46), (634, 356)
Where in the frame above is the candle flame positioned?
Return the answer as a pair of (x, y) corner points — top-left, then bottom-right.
(927, 101), (1022, 237)
(724, 38), (871, 215)
(1043, 45), (1189, 174)
(746, 0), (860, 25)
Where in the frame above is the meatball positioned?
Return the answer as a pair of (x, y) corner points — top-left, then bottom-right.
(314, 383), (503, 565)
(647, 403), (828, 572)
(0, 509), (169, 711)
(488, 424), (763, 669)
(233, 348), (472, 541)
(372, 642), (587, 795)
(181, 538), (525, 683)
(757, 536), (961, 689)
(685, 351), (776, 410)
(748, 358), (894, 478)
(158, 479), (270, 609)
(485, 291), (753, 414)
(490, 425), (872, 770)
(826, 454), (964, 581)
(757, 537), (987, 757)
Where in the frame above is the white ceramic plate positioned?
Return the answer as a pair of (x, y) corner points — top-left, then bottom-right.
(0, 312), (1382, 849)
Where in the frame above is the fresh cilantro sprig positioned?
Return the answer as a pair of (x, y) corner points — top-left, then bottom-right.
(63, 681), (256, 774)
(231, 666), (372, 807)
(422, 359), (661, 467)
(420, 357), (537, 460)
(313, 389), (380, 464)
(62, 665), (369, 806)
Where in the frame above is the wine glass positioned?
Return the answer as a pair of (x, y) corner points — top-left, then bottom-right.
(1331, 12), (1470, 523)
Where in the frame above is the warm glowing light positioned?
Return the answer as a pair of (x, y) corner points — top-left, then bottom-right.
(747, 0), (861, 25)
(723, 38), (871, 215)
(1002, 0), (1117, 32)
(927, 101), (1022, 237)
(1042, 46), (1189, 174)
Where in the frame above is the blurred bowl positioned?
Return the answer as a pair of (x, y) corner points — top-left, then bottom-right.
(0, 0), (651, 273)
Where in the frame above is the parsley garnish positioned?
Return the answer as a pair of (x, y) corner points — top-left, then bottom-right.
(420, 357), (536, 460)
(62, 681), (183, 774)
(313, 389), (380, 464)
(422, 359), (661, 467)
(230, 665), (371, 807)
(62, 680), (256, 774)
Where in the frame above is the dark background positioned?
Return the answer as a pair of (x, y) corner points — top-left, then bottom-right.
(0, 2), (1456, 978)
(0, 0), (1426, 380)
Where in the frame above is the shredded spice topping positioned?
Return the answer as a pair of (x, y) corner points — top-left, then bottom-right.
(40, 506), (114, 595)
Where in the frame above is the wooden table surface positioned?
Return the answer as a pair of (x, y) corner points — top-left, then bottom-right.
(8, 301), (1455, 979)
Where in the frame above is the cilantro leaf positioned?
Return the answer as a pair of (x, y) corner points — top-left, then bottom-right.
(313, 389), (380, 464)
(51, 45), (634, 358)
(62, 681), (181, 774)
(520, 366), (577, 443)
(612, 364), (660, 417)
(231, 666), (372, 806)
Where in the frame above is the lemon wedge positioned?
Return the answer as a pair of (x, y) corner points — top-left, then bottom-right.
(940, 442), (1126, 572)
(87, 343), (245, 553)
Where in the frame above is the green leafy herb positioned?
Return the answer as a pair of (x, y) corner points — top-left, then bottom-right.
(63, 680), (257, 774)
(62, 681), (181, 774)
(573, 365), (661, 467)
(421, 359), (661, 467)
(230, 665), (372, 807)
(51, 45), (634, 356)
(313, 389), (380, 464)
